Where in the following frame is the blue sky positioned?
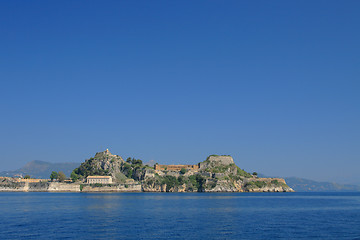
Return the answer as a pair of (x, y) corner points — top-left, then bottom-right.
(1, 1), (359, 184)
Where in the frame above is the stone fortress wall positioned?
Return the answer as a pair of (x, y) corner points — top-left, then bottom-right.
(154, 164), (199, 171)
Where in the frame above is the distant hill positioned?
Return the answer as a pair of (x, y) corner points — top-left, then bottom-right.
(0, 160), (80, 179)
(258, 173), (360, 192)
(144, 160), (156, 167)
(285, 177), (360, 192)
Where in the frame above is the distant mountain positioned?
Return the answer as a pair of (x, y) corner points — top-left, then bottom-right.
(0, 160), (80, 179)
(257, 173), (360, 192)
(285, 177), (360, 192)
(144, 160), (156, 167)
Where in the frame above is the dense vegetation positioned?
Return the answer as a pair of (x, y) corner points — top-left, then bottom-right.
(49, 171), (67, 182)
(244, 180), (288, 190)
(204, 164), (252, 179)
(144, 174), (207, 192)
(72, 157), (111, 180)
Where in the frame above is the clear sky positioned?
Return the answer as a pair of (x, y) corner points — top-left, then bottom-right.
(1, 1), (359, 184)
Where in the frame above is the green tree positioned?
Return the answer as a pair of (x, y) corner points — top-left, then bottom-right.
(252, 172), (258, 176)
(58, 171), (66, 182)
(180, 168), (187, 174)
(24, 175), (31, 179)
(70, 170), (78, 182)
(50, 171), (58, 181)
(126, 169), (133, 178)
(132, 159), (143, 165)
(178, 175), (184, 184)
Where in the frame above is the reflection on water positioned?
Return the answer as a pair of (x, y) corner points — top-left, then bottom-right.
(0, 192), (360, 239)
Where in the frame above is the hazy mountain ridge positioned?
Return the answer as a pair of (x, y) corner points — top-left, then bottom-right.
(285, 177), (360, 192)
(0, 160), (80, 179)
(258, 173), (360, 192)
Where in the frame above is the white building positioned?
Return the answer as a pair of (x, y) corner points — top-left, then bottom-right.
(86, 176), (113, 184)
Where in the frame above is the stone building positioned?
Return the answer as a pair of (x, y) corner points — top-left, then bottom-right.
(86, 176), (113, 184)
(154, 164), (199, 171)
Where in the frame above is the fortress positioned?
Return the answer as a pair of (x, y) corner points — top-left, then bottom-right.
(154, 164), (199, 171)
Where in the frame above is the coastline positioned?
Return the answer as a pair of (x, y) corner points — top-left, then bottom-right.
(0, 181), (293, 193)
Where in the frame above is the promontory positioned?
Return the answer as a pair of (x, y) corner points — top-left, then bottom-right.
(0, 149), (294, 193)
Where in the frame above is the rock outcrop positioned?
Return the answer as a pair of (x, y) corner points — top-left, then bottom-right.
(73, 149), (125, 180)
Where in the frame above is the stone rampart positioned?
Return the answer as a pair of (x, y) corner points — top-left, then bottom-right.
(199, 155), (235, 169)
(82, 183), (141, 192)
(207, 156), (234, 165)
(0, 181), (81, 192)
(155, 164), (199, 171)
(48, 182), (80, 192)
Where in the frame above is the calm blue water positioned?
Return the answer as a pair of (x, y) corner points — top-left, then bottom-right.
(0, 192), (360, 239)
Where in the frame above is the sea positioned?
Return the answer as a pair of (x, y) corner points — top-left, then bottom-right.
(0, 192), (359, 239)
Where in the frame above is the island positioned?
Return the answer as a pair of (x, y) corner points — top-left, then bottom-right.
(0, 149), (294, 192)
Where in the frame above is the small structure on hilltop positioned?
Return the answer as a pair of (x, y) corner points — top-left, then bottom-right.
(86, 176), (113, 184)
(154, 164), (199, 171)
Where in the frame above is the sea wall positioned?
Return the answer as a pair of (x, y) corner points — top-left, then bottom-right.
(47, 182), (80, 192)
(0, 182), (81, 192)
(82, 183), (141, 192)
(0, 182), (142, 192)
(0, 182), (26, 192)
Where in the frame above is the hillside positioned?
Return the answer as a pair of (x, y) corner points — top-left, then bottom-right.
(0, 160), (80, 179)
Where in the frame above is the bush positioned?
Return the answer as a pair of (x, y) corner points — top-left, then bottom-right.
(236, 167), (252, 178)
(245, 181), (267, 189)
(180, 168), (187, 174)
(188, 174), (205, 191)
(271, 180), (279, 185)
(58, 171), (66, 182)
(126, 169), (133, 178)
(50, 171), (58, 181)
(254, 181), (266, 188)
(178, 176), (185, 184)
(161, 175), (178, 191)
(70, 171), (78, 182)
